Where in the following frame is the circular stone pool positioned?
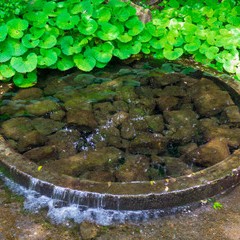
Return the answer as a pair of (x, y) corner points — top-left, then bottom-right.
(0, 62), (239, 215)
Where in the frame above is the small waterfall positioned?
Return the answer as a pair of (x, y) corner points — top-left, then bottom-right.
(0, 172), (192, 225)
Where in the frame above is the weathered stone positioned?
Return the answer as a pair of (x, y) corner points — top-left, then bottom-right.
(49, 110), (66, 121)
(178, 142), (198, 155)
(32, 118), (65, 135)
(135, 86), (155, 97)
(0, 100), (26, 116)
(1, 117), (33, 140)
(203, 126), (240, 148)
(12, 88), (43, 100)
(193, 90), (234, 117)
(43, 77), (69, 95)
(151, 155), (191, 177)
(182, 137), (230, 167)
(113, 100), (129, 112)
(163, 109), (199, 143)
(93, 102), (115, 114)
(121, 120), (136, 140)
(115, 86), (138, 102)
(145, 115), (165, 133)
(220, 105), (240, 126)
(64, 98), (92, 111)
(17, 130), (47, 153)
(26, 100), (61, 116)
(157, 86), (187, 97)
(66, 110), (98, 130)
(149, 72), (182, 87)
(129, 132), (167, 155)
(116, 154), (150, 182)
(23, 145), (57, 163)
(47, 129), (81, 159)
(156, 96), (179, 111)
(79, 221), (99, 240)
(129, 97), (156, 115)
(46, 147), (124, 176)
(111, 111), (129, 127)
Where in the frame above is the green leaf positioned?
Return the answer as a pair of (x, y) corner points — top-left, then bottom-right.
(56, 10), (79, 30)
(59, 36), (83, 55)
(73, 53), (96, 72)
(150, 38), (163, 50)
(11, 53), (38, 73)
(0, 64), (15, 79)
(38, 33), (57, 49)
(22, 34), (40, 48)
(24, 11), (48, 28)
(8, 39), (28, 57)
(93, 7), (111, 22)
(184, 38), (201, 52)
(57, 55), (74, 71)
(78, 17), (98, 35)
(13, 71), (37, 88)
(29, 27), (45, 40)
(70, 0), (93, 16)
(7, 18), (28, 39)
(205, 46), (219, 60)
(163, 48), (183, 60)
(117, 33), (132, 43)
(38, 48), (58, 67)
(0, 41), (13, 63)
(97, 22), (120, 40)
(0, 24), (8, 42)
(125, 16), (144, 36)
(92, 42), (114, 63)
(137, 30), (152, 43)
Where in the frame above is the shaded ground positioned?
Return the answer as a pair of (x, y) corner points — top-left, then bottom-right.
(0, 179), (240, 240)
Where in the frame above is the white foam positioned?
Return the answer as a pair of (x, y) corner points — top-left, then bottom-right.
(0, 173), (190, 226)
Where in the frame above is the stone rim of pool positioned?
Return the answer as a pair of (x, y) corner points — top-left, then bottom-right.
(0, 65), (240, 212)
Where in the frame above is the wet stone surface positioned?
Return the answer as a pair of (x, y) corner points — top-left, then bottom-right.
(0, 65), (240, 182)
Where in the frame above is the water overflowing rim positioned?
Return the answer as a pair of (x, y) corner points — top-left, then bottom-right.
(0, 66), (240, 211)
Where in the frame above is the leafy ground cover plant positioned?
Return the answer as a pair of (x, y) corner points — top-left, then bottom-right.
(0, 0), (239, 87)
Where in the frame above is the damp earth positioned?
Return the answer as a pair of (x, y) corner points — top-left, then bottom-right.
(1, 62), (240, 183)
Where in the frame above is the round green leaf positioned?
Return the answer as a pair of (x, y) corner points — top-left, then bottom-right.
(39, 33), (57, 49)
(78, 18), (98, 35)
(11, 53), (38, 73)
(7, 18), (28, 39)
(117, 33), (132, 43)
(29, 27), (45, 40)
(150, 38), (163, 50)
(38, 49), (58, 67)
(92, 42), (114, 63)
(9, 39), (28, 57)
(70, 0), (93, 16)
(13, 71), (37, 88)
(163, 48), (183, 60)
(97, 22), (120, 40)
(0, 64), (15, 79)
(56, 10), (79, 30)
(73, 54), (96, 72)
(138, 30), (152, 43)
(24, 11), (48, 28)
(0, 24), (8, 42)
(184, 39), (201, 52)
(205, 46), (219, 60)
(0, 41), (13, 63)
(57, 55), (74, 71)
(93, 7), (111, 22)
(125, 16), (144, 36)
(22, 34), (40, 48)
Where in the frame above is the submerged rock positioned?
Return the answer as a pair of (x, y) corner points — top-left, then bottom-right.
(32, 118), (65, 135)
(1, 117), (33, 140)
(25, 100), (61, 116)
(182, 137), (230, 167)
(116, 154), (150, 182)
(66, 110), (98, 130)
(23, 145), (57, 163)
(156, 96), (179, 111)
(220, 105), (240, 126)
(12, 88), (43, 100)
(129, 132), (167, 155)
(46, 147), (124, 176)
